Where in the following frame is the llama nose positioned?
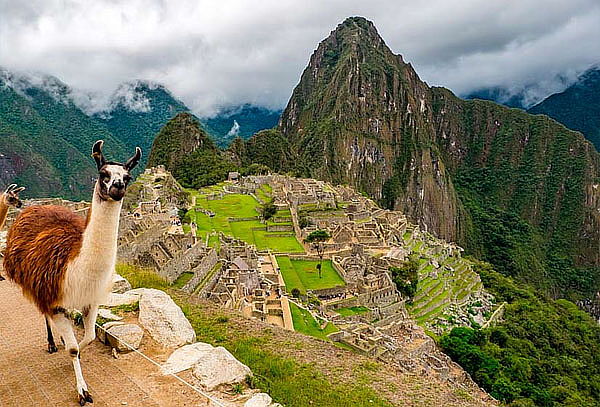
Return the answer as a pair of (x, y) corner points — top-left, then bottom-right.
(113, 180), (125, 190)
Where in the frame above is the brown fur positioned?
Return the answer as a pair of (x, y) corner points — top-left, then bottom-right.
(3, 205), (85, 315)
(0, 204), (8, 230)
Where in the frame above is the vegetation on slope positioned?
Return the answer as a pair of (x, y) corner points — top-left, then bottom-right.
(440, 261), (600, 407)
(528, 66), (600, 150)
(97, 81), (191, 159)
(0, 82), (123, 200)
(202, 104), (281, 148)
(147, 113), (236, 188)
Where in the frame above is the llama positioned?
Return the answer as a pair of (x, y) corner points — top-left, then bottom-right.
(3, 141), (141, 405)
(0, 183), (25, 229)
(0, 184), (25, 281)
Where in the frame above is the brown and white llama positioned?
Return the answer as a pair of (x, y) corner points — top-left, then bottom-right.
(0, 184), (25, 281)
(3, 141), (141, 405)
(0, 183), (25, 228)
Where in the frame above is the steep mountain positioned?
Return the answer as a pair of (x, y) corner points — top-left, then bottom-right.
(147, 112), (234, 188)
(238, 17), (600, 298)
(202, 104), (281, 147)
(0, 69), (127, 200)
(528, 65), (600, 150)
(96, 80), (192, 159)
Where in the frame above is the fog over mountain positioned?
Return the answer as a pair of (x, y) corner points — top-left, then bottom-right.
(2, 0), (599, 116)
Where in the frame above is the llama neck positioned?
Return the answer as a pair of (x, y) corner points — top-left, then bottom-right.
(0, 199), (8, 230)
(79, 187), (123, 261)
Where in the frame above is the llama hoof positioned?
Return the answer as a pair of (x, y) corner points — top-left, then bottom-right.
(78, 390), (93, 405)
(47, 343), (58, 354)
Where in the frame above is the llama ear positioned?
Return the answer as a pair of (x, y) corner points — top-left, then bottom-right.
(92, 140), (106, 170)
(12, 187), (25, 194)
(125, 147), (142, 170)
(4, 184), (17, 194)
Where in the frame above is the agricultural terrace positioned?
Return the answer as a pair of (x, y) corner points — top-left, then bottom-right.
(335, 306), (370, 317)
(184, 186), (304, 253)
(276, 256), (346, 294)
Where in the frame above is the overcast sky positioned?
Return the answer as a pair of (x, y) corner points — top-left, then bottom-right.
(1, 0), (599, 116)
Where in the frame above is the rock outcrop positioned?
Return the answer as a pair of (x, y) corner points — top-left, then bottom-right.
(191, 345), (252, 390)
(106, 323), (144, 352)
(138, 289), (196, 348)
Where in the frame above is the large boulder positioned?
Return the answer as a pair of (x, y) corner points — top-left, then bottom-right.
(97, 321), (125, 344)
(244, 393), (272, 407)
(191, 346), (252, 390)
(106, 324), (144, 352)
(102, 291), (140, 307)
(138, 289), (195, 348)
(111, 273), (132, 293)
(161, 342), (214, 375)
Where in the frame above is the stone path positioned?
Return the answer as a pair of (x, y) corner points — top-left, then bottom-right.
(0, 281), (207, 407)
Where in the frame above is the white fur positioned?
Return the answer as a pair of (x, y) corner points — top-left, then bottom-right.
(63, 182), (123, 309)
(103, 164), (128, 189)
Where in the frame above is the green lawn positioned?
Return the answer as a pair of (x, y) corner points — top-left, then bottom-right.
(186, 190), (303, 253)
(335, 306), (370, 317)
(289, 302), (338, 341)
(172, 272), (194, 289)
(256, 184), (272, 203)
(276, 256), (345, 294)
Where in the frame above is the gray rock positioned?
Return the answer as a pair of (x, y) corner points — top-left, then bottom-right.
(138, 289), (195, 348)
(102, 292), (140, 307)
(98, 308), (123, 321)
(97, 321), (125, 344)
(191, 346), (252, 390)
(161, 342), (214, 375)
(106, 323), (144, 352)
(112, 273), (132, 293)
(244, 393), (272, 407)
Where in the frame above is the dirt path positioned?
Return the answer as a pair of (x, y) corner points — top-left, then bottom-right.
(0, 281), (207, 407)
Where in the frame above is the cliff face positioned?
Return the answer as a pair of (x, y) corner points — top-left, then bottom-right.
(242, 17), (600, 297)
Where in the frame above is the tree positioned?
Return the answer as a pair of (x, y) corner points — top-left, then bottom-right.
(261, 199), (277, 220)
(291, 288), (301, 298)
(390, 256), (419, 300)
(304, 230), (330, 278)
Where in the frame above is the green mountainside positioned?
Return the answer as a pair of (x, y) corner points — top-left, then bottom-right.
(96, 81), (191, 157)
(528, 66), (600, 150)
(0, 70), (127, 200)
(147, 112), (235, 188)
(202, 104), (281, 147)
(234, 17), (600, 300)
(0, 69), (282, 199)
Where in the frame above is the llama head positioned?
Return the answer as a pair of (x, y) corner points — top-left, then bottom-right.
(92, 140), (142, 202)
(2, 184), (25, 208)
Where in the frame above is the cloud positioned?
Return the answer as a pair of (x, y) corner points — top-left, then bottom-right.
(1, 0), (599, 115)
(226, 120), (241, 138)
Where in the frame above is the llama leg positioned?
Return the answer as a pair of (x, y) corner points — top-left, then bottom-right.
(52, 313), (93, 405)
(45, 316), (58, 354)
(78, 305), (99, 351)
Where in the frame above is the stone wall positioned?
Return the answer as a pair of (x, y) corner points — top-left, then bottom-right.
(182, 249), (219, 293)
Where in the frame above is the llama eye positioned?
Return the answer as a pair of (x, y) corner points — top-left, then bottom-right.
(123, 175), (131, 183)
